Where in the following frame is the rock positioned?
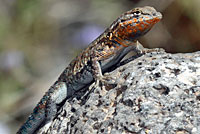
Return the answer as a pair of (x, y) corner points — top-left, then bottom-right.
(39, 50), (200, 134)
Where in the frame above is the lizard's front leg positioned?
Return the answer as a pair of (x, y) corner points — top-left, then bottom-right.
(120, 41), (165, 65)
(131, 40), (164, 55)
(90, 41), (144, 85)
(91, 58), (116, 85)
(91, 59), (104, 83)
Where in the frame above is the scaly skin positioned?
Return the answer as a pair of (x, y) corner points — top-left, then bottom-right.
(17, 6), (162, 134)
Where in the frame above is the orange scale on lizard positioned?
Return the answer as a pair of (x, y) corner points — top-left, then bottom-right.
(133, 18), (137, 23)
(127, 20), (133, 25)
(139, 18), (143, 22)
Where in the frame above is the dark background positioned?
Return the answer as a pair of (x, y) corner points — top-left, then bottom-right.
(0, 0), (200, 133)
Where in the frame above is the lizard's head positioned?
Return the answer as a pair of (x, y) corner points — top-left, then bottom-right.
(111, 6), (162, 41)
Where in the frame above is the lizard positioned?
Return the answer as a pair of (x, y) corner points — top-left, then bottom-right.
(17, 6), (162, 134)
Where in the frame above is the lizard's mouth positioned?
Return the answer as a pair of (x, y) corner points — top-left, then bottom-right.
(153, 11), (162, 20)
(150, 12), (162, 25)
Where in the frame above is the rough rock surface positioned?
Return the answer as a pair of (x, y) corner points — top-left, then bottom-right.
(39, 50), (200, 134)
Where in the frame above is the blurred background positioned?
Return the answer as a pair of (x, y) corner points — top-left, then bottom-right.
(0, 0), (200, 133)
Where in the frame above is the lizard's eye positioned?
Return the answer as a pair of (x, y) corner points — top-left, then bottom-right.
(133, 11), (141, 16)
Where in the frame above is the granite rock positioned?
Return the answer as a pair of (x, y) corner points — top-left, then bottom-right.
(40, 50), (200, 134)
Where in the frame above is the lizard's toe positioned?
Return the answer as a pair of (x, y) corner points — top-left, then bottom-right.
(142, 48), (165, 54)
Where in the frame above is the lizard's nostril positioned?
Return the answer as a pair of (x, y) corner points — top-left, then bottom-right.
(153, 12), (162, 19)
(153, 13), (157, 16)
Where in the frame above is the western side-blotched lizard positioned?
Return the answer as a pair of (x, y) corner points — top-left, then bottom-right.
(17, 6), (162, 134)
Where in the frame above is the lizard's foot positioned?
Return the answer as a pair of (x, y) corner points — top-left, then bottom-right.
(134, 41), (165, 54)
(141, 48), (165, 54)
(95, 74), (117, 87)
(93, 75), (118, 92)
